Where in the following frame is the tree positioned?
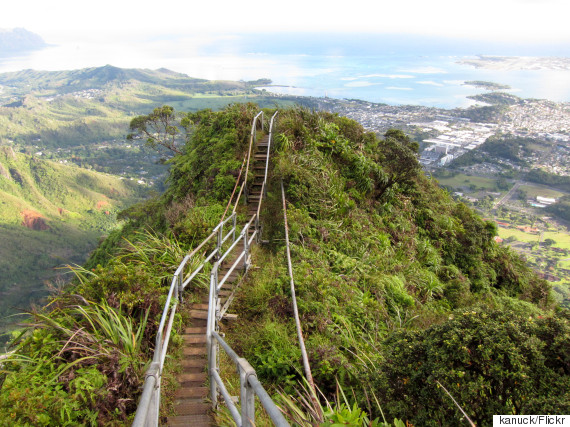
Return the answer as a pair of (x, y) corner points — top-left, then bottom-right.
(374, 129), (421, 198)
(127, 105), (187, 155)
(374, 310), (570, 426)
(543, 238), (556, 248)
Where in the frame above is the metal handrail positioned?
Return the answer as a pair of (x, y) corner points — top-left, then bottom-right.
(241, 111), (264, 205)
(256, 111), (278, 221)
(211, 331), (289, 427)
(133, 211), (238, 427)
(206, 111), (288, 427)
(133, 111), (285, 427)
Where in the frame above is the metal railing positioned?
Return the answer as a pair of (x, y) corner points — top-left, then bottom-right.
(243, 110), (264, 204)
(132, 211), (238, 427)
(133, 111), (288, 427)
(206, 110), (288, 427)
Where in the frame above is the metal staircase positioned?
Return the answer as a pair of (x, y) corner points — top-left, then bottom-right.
(133, 111), (288, 427)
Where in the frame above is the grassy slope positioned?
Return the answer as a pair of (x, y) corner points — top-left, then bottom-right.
(0, 148), (144, 324)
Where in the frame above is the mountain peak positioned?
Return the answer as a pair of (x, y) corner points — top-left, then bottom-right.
(0, 28), (47, 54)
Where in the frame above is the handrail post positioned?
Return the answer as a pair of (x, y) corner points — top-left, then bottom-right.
(255, 214), (260, 243)
(232, 212), (237, 243)
(243, 228), (249, 271)
(176, 273), (182, 303)
(217, 222), (223, 260)
(238, 358), (256, 427)
(207, 264), (219, 408)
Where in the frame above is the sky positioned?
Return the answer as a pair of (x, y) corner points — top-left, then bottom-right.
(2, 0), (570, 45)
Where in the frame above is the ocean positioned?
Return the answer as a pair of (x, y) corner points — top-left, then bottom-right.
(1, 32), (569, 109)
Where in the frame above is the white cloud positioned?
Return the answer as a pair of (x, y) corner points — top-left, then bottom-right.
(386, 86), (414, 91)
(400, 66), (447, 74)
(361, 74), (415, 79)
(417, 81), (444, 87)
(344, 81), (379, 87)
(443, 80), (465, 86)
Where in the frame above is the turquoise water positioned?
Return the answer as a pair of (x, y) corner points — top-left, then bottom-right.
(254, 54), (570, 108)
(1, 33), (568, 108)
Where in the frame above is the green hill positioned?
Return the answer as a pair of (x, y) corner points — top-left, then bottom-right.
(0, 66), (301, 179)
(0, 145), (145, 328)
(0, 105), (567, 426)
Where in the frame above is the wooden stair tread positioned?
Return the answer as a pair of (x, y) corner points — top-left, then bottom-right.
(175, 387), (208, 398)
(183, 335), (206, 344)
(184, 326), (206, 334)
(167, 414), (211, 426)
(183, 346), (206, 356)
(181, 358), (207, 369)
(173, 401), (211, 415)
(180, 372), (207, 382)
(190, 310), (208, 320)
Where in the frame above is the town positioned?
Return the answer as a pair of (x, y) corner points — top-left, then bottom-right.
(314, 96), (570, 174)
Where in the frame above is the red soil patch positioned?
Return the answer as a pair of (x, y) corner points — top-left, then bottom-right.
(96, 200), (110, 210)
(21, 210), (49, 231)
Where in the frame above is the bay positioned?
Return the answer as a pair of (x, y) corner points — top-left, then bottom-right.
(1, 33), (569, 108)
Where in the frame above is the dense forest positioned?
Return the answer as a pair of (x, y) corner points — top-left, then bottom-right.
(0, 104), (567, 426)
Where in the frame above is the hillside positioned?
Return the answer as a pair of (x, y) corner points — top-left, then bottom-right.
(0, 105), (567, 426)
(0, 146), (145, 334)
(0, 66), (301, 180)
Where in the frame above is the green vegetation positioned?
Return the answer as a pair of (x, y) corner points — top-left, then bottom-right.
(0, 66), (301, 180)
(527, 169), (570, 192)
(463, 81), (511, 91)
(1, 105), (567, 425)
(0, 147), (145, 338)
(467, 92), (522, 106)
(451, 135), (544, 168)
(546, 196), (570, 221)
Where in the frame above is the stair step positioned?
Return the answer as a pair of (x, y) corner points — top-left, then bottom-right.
(183, 335), (207, 344)
(190, 310), (208, 320)
(183, 346), (206, 356)
(184, 327), (206, 334)
(174, 401), (211, 416)
(167, 414), (211, 426)
(180, 372), (207, 383)
(181, 358), (207, 369)
(193, 303), (209, 310)
(175, 387), (208, 398)
(219, 290), (231, 297)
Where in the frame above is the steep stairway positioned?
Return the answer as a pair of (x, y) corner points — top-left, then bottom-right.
(167, 136), (267, 426)
(248, 135), (269, 217)
(167, 297), (210, 426)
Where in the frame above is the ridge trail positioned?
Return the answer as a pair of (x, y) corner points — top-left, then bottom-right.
(167, 135), (269, 426)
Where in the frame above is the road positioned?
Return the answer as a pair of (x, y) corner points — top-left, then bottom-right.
(494, 181), (522, 208)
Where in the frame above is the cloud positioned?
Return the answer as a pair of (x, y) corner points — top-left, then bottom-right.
(400, 66), (447, 74)
(362, 73), (415, 79)
(345, 81), (379, 87)
(386, 86), (414, 91)
(417, 80), (444, 87)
